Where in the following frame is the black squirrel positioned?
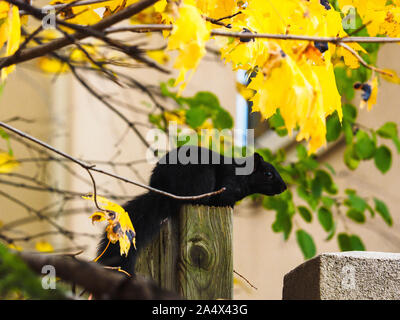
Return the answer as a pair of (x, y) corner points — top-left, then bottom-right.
(96, 146), (287, 274)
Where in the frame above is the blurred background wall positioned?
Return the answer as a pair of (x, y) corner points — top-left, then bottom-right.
(0, 39), (399, 299)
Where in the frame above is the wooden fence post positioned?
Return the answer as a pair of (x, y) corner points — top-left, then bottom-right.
(135, 204), (233, 300)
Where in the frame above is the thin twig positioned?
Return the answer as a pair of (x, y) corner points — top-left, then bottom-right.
(233, 269), (258, 290)
(338, 42), (393, 76)
(0, 121), (226, 201)
(105, 24), (400, 43)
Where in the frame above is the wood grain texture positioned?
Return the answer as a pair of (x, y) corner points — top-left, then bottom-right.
(179, 205), (233, 299)
(136, 205), (233, 300)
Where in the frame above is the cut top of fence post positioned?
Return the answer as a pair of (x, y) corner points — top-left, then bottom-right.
(283, 251), (400, 300)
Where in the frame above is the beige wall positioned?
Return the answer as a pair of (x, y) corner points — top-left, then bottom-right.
(0, 62), (55, 247)
(0, 40), (399, 300)
(233, 44), (400, 299)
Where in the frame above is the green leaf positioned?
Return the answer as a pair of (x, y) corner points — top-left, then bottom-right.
(325, 222), (337, 241)
(347, 193), (367, 213)
(366, 203), (375, 218)
(349, 235), (366, 251)
(344, 145), (360, 170)
(185, 107), (208, 129)
(343, 121), (354, 145)
(297, 186), (319, 210)
(148, 113), (164, 130)
(296, 229), (316, 259)
(392, 136), (400, 154)
(374, 145), (392, 174)
(296, 144), (307, 160)
(0, 243), (66, 299)
(321, 196), (335, 208)
(213, 108), (233, 129)
(376, 122), (398, 139)
(266, 193), (295, 240)
(334, 66), (355, 99)
(374, 198), (393, 226)
(326, 112), (341, 142)
(315, 170), (338, 195)
(256, 148), (273, 162)
(337, 232), (366, 251)
(189, 91), (221, 109)
(300, 157), (319, 170)
(345, 188), (356, 195)
(297, 206), (312, 223)
(0, 128), (13, 156)
(269, 109), (288, 136)
(346, 208), (366, 223)
(338, 233), (352, 251)
(354, 130), (376, 160)
(311, 176), (323, 198)
(323, 163), (336, 175)
(342, 104), (357, 124)
(318, 207), (333, 232)
(271, 210), (292, 240)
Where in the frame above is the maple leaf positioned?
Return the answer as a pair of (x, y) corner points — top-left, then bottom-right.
(83, 194), (136, 257)
(167, 3), (211, 93)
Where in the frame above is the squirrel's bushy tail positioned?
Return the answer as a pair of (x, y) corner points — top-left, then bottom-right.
(96, 192), (178, 274)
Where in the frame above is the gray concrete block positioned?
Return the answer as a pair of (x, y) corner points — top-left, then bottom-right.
(283, 251), (400, 300)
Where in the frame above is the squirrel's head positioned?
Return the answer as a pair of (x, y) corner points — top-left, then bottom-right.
(248, 152), (287, 196)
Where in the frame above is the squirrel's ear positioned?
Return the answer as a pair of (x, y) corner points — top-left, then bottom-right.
(253, 152), (264, 172)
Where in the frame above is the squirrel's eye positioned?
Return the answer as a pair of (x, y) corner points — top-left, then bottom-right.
(265, 171), (273, 179)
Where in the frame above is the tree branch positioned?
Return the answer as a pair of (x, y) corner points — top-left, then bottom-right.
(17, 250), (181, 299)
(0, 0), (162, 69)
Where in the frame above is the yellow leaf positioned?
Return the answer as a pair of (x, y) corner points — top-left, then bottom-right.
(35, 241), (54, 253)
(0, 152), (19, 173)
(164, 109), (186, 125)
(83, 194), (136, 256)
(381, 68), (400, 84)
(89, 211), (107, 223)
(366, 76), (378, 111)
(37, 57), (69, 74)
(146, 49), (170, 65)
(70, 45), (97, 62)
(0, 21), (8, 54)
(236, 81), (255, 100)
(167, 4), (210, 93)
(1, 4), (21, 81)
(304, 44), (325, 66)
(154, 0), (167, 13)
(0, 1), (9, 19)
(8, 243), (22, 251)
